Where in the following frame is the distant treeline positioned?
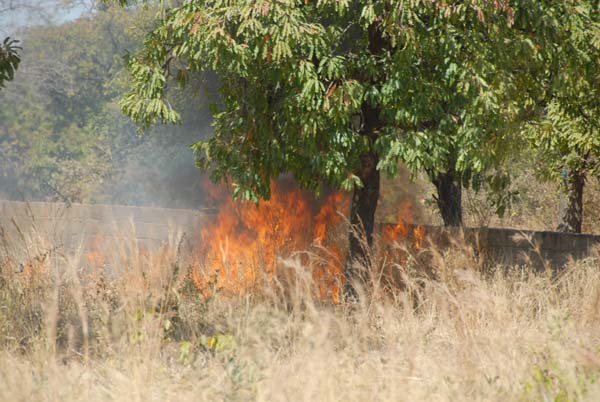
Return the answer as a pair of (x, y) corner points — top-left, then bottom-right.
(0, 4), (217, 208)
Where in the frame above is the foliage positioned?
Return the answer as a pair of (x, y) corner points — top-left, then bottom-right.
(120, 0), (532, 203)
(0, 37), (21, 88)
(0, 3), (215, 206)
(525, 1), (600, 184)
(373, 1), (541, 189)
(0, 5), (141, 201)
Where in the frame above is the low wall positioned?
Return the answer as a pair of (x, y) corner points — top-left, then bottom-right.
(388, 224), (600, 271)
(0, 199), (210, 258)
(1, 199), (599, 269)
(473, 227), (599, 269)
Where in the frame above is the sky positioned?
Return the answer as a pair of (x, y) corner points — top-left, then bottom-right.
(0, 0), (88, 37)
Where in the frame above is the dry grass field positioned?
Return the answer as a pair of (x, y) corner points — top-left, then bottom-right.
(1, 225), (600, 402)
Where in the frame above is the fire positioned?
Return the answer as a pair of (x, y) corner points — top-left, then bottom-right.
(74, 177), (425, 301)
(86, 234), (106, 269)
(382, 199), (416, 242)
(382, 198), (426, 249)
(192, 177), (428, 301)
(192, 179), (350, 301)
(413, 224), (426, 250)
(379, 198), (427, 285)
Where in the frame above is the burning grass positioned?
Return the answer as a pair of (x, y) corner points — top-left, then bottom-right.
(191, 180), (351, 302)
(1, 218), (600, 402)
(190, 179), (428, 302)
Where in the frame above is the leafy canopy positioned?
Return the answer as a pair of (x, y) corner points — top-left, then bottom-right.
(121, 0), (531, 201)
(0, 37), (21, 88)
(0, 4), (214, 206)
(525, 1), (600, 181)
(377, 1), (544, 187)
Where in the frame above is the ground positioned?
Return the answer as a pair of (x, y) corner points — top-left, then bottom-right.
(1, 228), (599, 402)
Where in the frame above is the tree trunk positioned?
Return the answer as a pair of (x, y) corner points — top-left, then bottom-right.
(557, 169), (585, 233)
(344, 105), (381, 300)
(432, 168), (463, 227)
(343, 21), (385, 300)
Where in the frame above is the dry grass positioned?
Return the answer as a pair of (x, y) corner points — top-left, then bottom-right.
(1, 225), (600, 402)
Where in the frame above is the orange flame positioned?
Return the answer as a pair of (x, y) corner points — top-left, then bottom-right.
(413, 224), (426, 250)
(86, 234), (106, 269)
(380, 199), (427, 274)
(382, 199), (417, 242)
(192, 179), (350, 301)
(192, 178), (426, 301)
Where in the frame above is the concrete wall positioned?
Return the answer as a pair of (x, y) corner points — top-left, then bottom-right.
(0, 200), (210, 258)
(382, 224), (600, 270)
(474, 227), (600, 269)
(1, 199), (599, 269)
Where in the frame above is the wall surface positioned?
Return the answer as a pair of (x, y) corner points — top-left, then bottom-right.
(0, 200), (210, 261)
(390, 224), (600, 271)
(1, 199), (599, 269)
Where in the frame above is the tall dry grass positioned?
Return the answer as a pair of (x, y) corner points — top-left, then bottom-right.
(0, 222), (599, 402)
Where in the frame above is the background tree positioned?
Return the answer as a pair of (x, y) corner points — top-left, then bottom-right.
(372, 2), (544, 227)
(0, 5), (143, 201)
(524, 1), (599, 234)
(0, 36), (20, 88)
(0, 3), (216, 206)
(119, 0), (528, 293)
(0, 0), (105, 88)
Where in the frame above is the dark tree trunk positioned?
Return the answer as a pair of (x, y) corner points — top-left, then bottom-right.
(345, 149), (380, 299)
(557, 169), (585, 233)
(343, 21), (385, 300)
(432, 168), (463, 227)
(344, 105), (381, 300)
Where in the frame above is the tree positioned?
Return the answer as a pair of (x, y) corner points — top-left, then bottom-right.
(0, 36), (20, 88)
(0, 5), (142, 201)
(119, 0), (532, 295)
(0, 3), (215, 206)
(525, 1), (600, 233)
(373, 2), (534, 227)
(0, 0), (104, 94)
